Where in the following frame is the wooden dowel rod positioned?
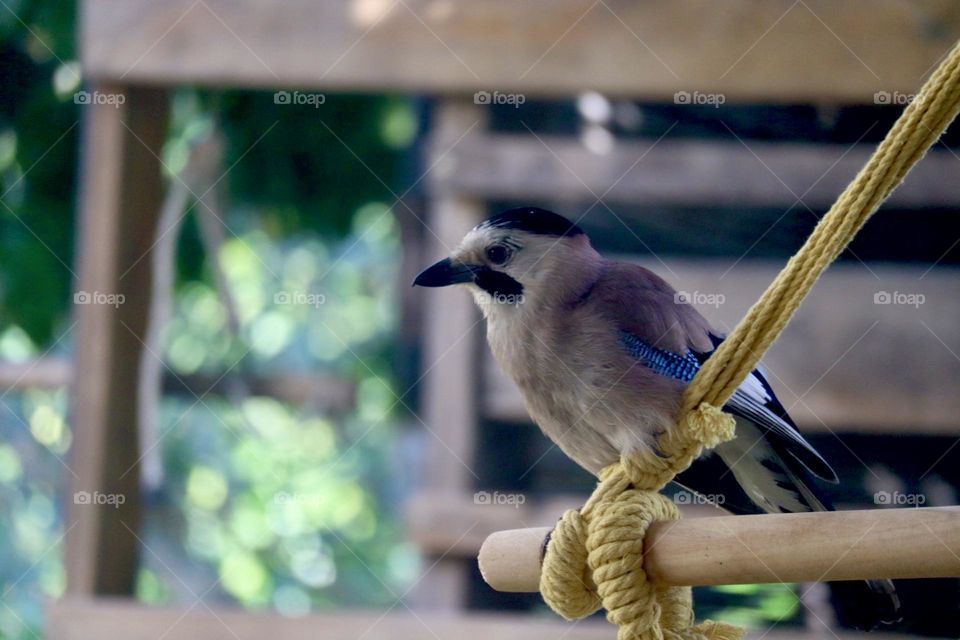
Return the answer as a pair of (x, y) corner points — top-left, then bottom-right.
(478, 507), (960, 592)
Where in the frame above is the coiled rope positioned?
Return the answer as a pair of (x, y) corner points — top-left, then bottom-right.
(540, 40), (960, 640)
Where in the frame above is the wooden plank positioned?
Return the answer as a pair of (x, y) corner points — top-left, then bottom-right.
(67, 84), (169, 596)
(430, 135), (960, 209)
(407, 490), (725, 557)
(484, 261), (960, 433)
(410, 100), (487, 610)
(0, 358), (71, 391)
(81, 0), (960, 102)
(0, 357), (354, 410)
(162, 371), (355, 411)
(419, 100), (487, 492)
(47, 597), (616, 640)
(480, 507), (960, 592)
(44, 596), (924, 640)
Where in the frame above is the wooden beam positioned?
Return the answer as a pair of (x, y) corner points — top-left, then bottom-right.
(430, 135), (960, 209)
(46, 597), (616, 640)
(479, 507), (960, 593)
(81, 0), (960, 102)
(161, 371), (355, 411)
(419, 100), (487, 492)
(485, 260), (960, 433)
(0, 357), (354, 411)
(0, 358), (71, 392)
(407, 490), (725, 557)
(67, 84), (168, 596)
(409, 100), (488, 610)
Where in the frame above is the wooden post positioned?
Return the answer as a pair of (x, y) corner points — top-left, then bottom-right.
(478, 507), (960, 593)
(410, 98), (487, 610)
(67, 83), (168, 596)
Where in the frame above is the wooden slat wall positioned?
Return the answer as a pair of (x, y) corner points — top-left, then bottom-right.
(484, 261), (960, 432)
(428, 135), (960, 209)
(82, 0), (960, 102)
(67, 1), (960, 632)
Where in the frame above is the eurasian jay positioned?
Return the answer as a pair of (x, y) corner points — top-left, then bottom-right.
(415, 207), (899, 629)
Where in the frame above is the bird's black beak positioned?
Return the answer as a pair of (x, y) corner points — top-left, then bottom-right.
(413, 257), (477, 287)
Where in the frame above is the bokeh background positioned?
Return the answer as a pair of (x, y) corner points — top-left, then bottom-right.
(2, 1), (960, 639)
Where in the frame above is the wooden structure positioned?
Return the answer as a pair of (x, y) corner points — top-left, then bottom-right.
(53, 0), (960, 637)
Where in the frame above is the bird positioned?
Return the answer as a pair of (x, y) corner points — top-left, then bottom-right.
(414, 206), (900, 630)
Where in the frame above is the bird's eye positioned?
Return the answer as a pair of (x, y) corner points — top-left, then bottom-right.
(485, 244), (511, 265)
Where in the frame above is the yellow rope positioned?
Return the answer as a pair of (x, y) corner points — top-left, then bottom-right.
(541, 40), (960, 640)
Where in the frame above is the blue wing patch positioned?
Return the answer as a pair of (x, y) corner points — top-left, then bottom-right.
(618, 331), (700, 382)
(618, 330), (838, 482)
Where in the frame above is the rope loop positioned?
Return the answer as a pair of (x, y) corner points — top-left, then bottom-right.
(542, 476), (743, 640)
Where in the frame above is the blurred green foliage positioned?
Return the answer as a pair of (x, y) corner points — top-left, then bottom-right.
(141, 222), (417, 612)
(0, 385), (69, 639)
(0, 0), (78, 345)
(0, 222), (416, 637)
(0, 1), (420, 638)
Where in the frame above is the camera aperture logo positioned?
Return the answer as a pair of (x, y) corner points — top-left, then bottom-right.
(74, 490), (126, 509)
(74, 90), (126, 107)
(874, 290), (925, 308)
(274, 91), (326, 108)
(74, 290), (125, 308)
(274, 290), (326, 308)
(473, 90), (526, 108)
(674, 91), (725, 108)
(673, 490), (725, 506)
(874, 91), (921, 106)
(874, 490), (925, 506)
(474, 490), (526, 508)
(674, 290), (725, 309)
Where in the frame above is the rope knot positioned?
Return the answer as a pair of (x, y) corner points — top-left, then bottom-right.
(680, 403), (737, 449)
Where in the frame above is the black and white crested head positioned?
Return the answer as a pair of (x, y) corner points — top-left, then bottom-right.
(414, 207), (600, 315)
(476, 207), (585, 238)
